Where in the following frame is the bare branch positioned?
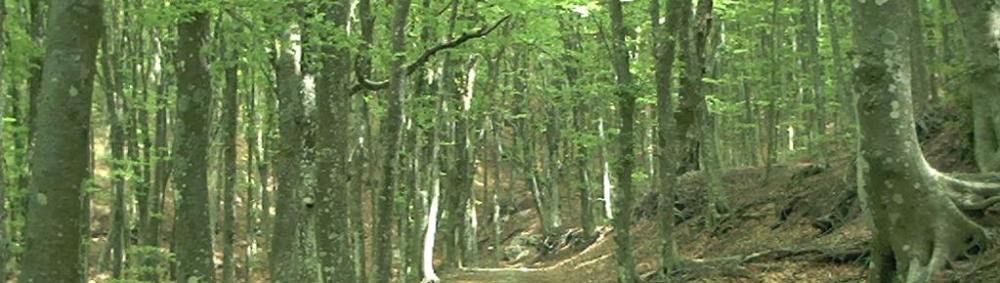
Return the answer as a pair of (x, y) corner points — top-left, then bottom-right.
(352, 14), (513, 94)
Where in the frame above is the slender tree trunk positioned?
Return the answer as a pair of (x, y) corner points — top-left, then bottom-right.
(825, 0), (849, 133)
(953, 0), (1000, 173)
(598, 117), (614, 220)
(764, 0), (782, 180)
(607, 0), (639, 282)
(650, 0), (684, 275)
(18, 1), (102, 282)
(99, 26), (128, 278)
(802, 0), (825, 145)
(220, 18), (240, 283)
(373, 1), (413, 281)
(242, 70), (258, 283)
(0, 4), (9, 280)
(910, 0), (932, 120)
(421, 92), (447, 282)
(456, 56), (480, 267)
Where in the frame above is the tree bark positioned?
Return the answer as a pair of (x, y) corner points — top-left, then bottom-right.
(269, 6), (306, 283)
(953, 0), (1000, 173)
(220, 17), (240, 283)
(910, 0), (932, 120)
(650, 0), (685, 275)
(853, 1), (1000, 282)
(18, 1), (102, 282)
(314, 0), (356, 282)
(0, 3), (7, 280)
(607, 0), (640, 282)
(173, 5), (216, 282)
(373, 1), (413, 281)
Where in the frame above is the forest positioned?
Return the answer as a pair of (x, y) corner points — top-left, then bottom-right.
(1, 0), (1000, 282)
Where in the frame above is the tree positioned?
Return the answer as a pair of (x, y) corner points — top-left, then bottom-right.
(0, 3), (7, 280)
(18, 0), (102, 282)
(953, 0), (1000, 174)
(373, 0), (413, 281)
(649, 0), (684, 275)
(853, 1), (1000, 282)
(269, 4), (307, 282)
(606, 0), (639, 281)
(219, 14), (240, 283)
(172, 3), (215, 282)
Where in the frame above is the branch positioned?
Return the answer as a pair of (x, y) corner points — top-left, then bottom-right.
(351, 14), (513, 94)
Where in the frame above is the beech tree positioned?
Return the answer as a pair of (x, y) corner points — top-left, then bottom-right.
(853, 1), (1000, 282)
(18, 0), (102, 282)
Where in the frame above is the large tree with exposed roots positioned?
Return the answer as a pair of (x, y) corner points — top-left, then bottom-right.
(853, 1), (1000, 282)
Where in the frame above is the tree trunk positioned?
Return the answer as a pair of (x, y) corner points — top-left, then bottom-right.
(953, 0), (1000, 173)
(173, 5), (216, 282)
(458, 57), (480, 267)
(269, 6), (306, 282)
(220, 17), (240, 283)
(373, 1), (413, 281)
(18, 1), (102, 282)
(314, 0), (356, 282)
(650, 0), (685, 275)
(242, 69), (258, 283)
(802, 0), (825, 144)
(910, 0), (932, 120)
(99, 25), (128, 278)
(607, 0), (640, 282)
(0, 4), (9, 280)
(824, 0), (850, 134)
(853, 1), (1000, 282)
(598, 117), (614, 220)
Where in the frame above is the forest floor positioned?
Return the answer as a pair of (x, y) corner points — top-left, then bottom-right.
(443, 107), (1000, 282)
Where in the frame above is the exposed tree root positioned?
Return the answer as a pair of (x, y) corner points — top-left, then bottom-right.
(866, 168), (998, 283)
(641, 242), (868, 282)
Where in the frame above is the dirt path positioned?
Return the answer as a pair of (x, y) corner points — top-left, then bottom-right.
(440, 233), (614, 282)
(440, 268), (555, 283)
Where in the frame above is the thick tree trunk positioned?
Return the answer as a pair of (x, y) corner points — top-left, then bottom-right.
(268, 14), (306, 283)
(314, 0), (356, 282)
(853, 1), (1000, 282)
(173, 5), (215, 282)
(18, 1), (102, 282)
(953, 0), (1000, 173)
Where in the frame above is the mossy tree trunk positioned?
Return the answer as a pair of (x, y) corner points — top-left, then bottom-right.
(268, 5), (306, 282)
(650, 0), (686, 275)
(314, 0), (357, 282)
(173, 4), (216, 282)
(853, 1), (1000, 282)
(373, 0), (413, 281)
(607, 0), (640, 282)
(220, 15), (240, 283)
(18, 0), (102, 282)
